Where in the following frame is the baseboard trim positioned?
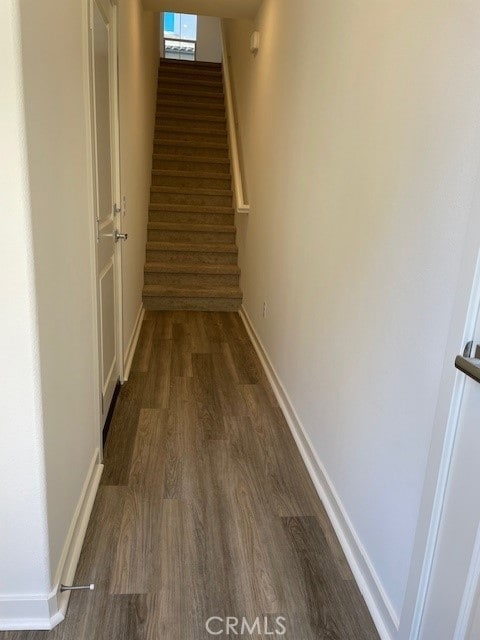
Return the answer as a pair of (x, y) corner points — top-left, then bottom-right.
(0, 450), (103, 630)
(238, 306), (398, 640)
(123, 305), (144, 381)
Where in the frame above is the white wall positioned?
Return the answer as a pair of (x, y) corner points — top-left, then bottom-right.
(117, 0), (159, 370)
(0, 0), (51, 618)
(224, 1), (480, 637)
(18, 0), (100, 588)
(196, 16), (222, 63)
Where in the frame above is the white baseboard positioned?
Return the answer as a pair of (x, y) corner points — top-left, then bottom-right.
(0, 450), (103, 630)
(123, 305), (144, 381)
(238, 306), (398, 640)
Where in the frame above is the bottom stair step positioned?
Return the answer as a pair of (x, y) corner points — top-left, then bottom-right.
(143, 284), (243, 311)
(144, 262), (240, 286)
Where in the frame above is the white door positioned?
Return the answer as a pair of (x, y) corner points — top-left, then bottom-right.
(419, 285), (480, 639)
(90, 0), (125, 430)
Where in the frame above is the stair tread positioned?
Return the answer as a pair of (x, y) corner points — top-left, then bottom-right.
(152, 169), (231, 180)
(148, 222), (235, 233)
(157, 100), (225, 112)
(159, 67), (222, 77)
(144, 261), (240, 274)
(158, 77), (223, 87)
(154, 138), (228, 149)
(156, 112), (226, 123)
(158, 88), (224, 99)
(149, 203), (233, 213)
(160, 59), (222, 68)
(150, 186), (232, 196)
(155, 125), (227, 136)
(153, 154), (229, 164)
(143, 284), (242, 298)
(147, 241), (238, 252)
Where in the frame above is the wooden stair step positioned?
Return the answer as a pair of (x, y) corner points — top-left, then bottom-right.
(143, 284), (242, 311)
(147, 222), (235, 233)
(152, 168), (231, 180)
(150, 186), (232, 197)
(158, 77), (223, 89)
(160, 59), (222, 70)
(153, 153), (230, 166)
(151, 171), (230, 189)
(154, 138), (228, 150)
(155, 125), (227, 136)
(146, 241), (237, 253)
(149, 203), (233, 214)
(146, 242), (238, 265)
(158, 87), (225, 100)
(144, 261), (240, 274)
(158, 73), (223, 85)
(143, 285), (242, 298)
(156, 112), (226, 124)
(147, 221), (235, 243)
(157, 99), (225, 113)
(148, 210), (234, 225)
(150, 170), (231, 189)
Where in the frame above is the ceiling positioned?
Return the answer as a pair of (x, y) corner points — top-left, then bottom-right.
(142, 0), (261, 19)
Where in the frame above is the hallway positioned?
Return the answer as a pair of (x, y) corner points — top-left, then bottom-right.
(3, 311), (378, 640)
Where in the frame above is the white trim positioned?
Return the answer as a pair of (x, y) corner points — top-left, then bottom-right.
(453, 520), (480, 639)
(238, 305), (397, 640)
(220, 20), (250, 215)
(123, 304), (145, 381)
(0, 451), (103, 630)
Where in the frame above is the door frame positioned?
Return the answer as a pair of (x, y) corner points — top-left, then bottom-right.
(85, 0), (124, 457)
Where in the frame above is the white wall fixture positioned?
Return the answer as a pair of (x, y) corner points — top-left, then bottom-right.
(249, 30), (259, 54)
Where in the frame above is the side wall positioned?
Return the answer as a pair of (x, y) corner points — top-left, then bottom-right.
(18, 0), (100, 597)
(0, 0), (51, 623)
(196, 16), (222, 63)
(225, 0), (480, 636)
(118, 0), (159, 372)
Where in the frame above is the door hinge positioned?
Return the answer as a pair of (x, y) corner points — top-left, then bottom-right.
(113, 203), (121, 216)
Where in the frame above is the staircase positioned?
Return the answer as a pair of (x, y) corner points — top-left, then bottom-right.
(143, 58), (242, 311)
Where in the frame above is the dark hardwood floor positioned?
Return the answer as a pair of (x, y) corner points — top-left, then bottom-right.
(2, 311), (379, 640)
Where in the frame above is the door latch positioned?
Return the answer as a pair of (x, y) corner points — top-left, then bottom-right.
(114, 229), (128, 242)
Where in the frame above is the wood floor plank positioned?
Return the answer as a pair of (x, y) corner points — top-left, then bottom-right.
(131, 314), (155, 374)
(101, 373), (146, 486)
(141, 338), (172, 409)
(3, 311), (379, 640)
(192, 352), (225, 439)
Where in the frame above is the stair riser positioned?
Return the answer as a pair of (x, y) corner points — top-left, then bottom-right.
(150, 192), (232, 207)
(157, 103), (225, 117)
(147, 229), (235, 243)
(149, 211), (234, 225)
(158, 79), (223, 91)
(156, 117), (226, 131)
(153, 143), (228, 158)
(144, 271), (240, 287)
(151, 174), (231, 189)
(157, 90), (224, 105)
(144, 296), (241, 312)
(152, 159), (230, 174)
(160, 60), (222, 71)
(156, 130), (227, 144)
(158, 73), (223, 85)
(146, 249), (238, 265)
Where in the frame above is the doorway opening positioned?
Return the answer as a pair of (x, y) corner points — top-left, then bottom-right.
(163, 12), (197, 61)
